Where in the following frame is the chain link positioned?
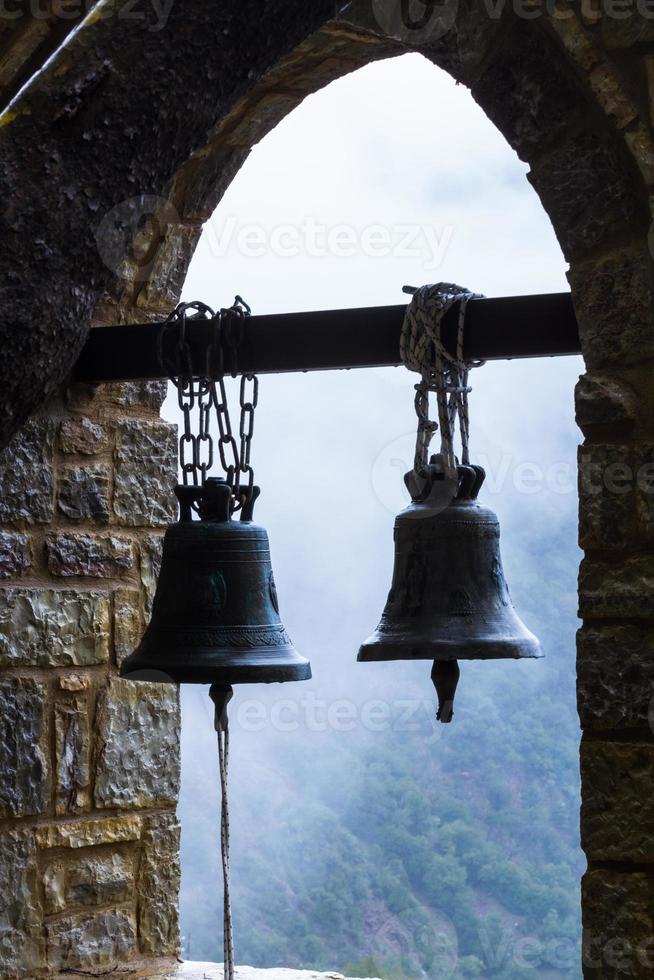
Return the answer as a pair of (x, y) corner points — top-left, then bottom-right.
(157, 298), (257, 508)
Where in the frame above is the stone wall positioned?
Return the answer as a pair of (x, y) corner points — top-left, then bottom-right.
(0, 382), (181, 977)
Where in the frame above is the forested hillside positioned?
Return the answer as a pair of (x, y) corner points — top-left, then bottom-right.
(177, 371), (583, 979)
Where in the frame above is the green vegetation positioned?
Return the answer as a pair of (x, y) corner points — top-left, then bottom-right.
(179, 468), (582, 978)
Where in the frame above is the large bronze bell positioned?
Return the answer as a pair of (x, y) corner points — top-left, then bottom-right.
(358, 460), (541, 721)
(121, 478), (311, 685)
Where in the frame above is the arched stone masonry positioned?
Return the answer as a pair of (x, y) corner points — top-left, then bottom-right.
(0, 1), (653, 976)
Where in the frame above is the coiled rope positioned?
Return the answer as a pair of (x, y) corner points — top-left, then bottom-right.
(400, 283), (484, 476)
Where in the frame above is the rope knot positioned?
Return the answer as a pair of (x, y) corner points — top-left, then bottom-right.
(400, 283), (485, 475)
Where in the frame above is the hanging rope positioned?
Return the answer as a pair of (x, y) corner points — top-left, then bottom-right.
(210, 685), (235, 980)
(400, 283), (485, 477)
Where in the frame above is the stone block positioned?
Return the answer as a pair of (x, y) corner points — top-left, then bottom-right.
(578, 443), (654, 550)
(169, 142), (250, 222)
(114, 420), (177, 527)
(137, 224), (201, 313)
(0, 418), (55, 524)
(548, 10), (598, 71)
(105, 381), (168, 410)
(94, 677), (180, 809)
(602, 7), (654, 49)
(45, 909), (136, 972)
(579, 555), (654, 619)
(43, 852), (134, 915)
(140, 533), (164, 623)
(587, 62), (637, 130)
(529, 132), (640, 261)
(55, 698), (90, 815)
(46, 532), (133, 578)
(568, 249), (654, 368)
(59, 673), (91, 692)
(35, 814), (142, 850)
(473, 18), (580, 160)
(0, 830), (45, 975)
(0, 678), (48, 818)
(0, 588), (110, 667)
(114, 589), (143, 667)
(582, 871), (654, 978)
(59, 418), (109, 455)
(581, 740), (654, 861)
(0, 531), (32, 579)
(575, 374), (638, 430)
(578, 625), (654, 730)
(138, 813), (181, 955)
(57, 464), (111, 523)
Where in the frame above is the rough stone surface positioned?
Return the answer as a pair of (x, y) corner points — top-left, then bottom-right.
(114, 420), (177, 527)
(578, 625), (654, 731)
(569, 249), (654, 367)
(578, 443), (654, 550)
(138, 812), (181, 955)
(55, 698), (90, 815)
(575, 374), (639, 430)
(579, 555), (654, 618)
(94, 677), (180, 809)
(165, 967), (381, 980)
(57, 463), (111, 523)
(581, 741), (654, 861)
(35, 814), (141, 850)
(602, 11), (654, 49)
(140, 532), (165, 623)
(46, 532), (134, 578)
(0, 530), (32, 579)
(60, 417), (110, 455)
(45, 908), (136, 971)
(0, 678), (48, 818)
(105, 381), (169, 411)
(114, 588), (143, 667)
(529, 131), (641, 261)
(138, 224), (201, 313)
(0, 830), (45, 975)
(0, 418), (56, 524)
(43, 852), (134, 915)
(473, 18), (581, 160)
(0, 588), (110, 666)
(582, 871), (654, 979)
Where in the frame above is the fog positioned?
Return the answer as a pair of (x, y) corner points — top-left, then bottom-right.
(162, 54), (584, 977)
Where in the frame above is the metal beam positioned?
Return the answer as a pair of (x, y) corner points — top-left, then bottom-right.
(73, 292), (581, 383)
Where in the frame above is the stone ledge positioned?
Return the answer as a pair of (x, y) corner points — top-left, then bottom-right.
(159, 966), (382, 980)
(53, 963), (382, 980)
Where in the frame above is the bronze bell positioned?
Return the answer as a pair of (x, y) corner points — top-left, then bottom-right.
(358, 460), (541, 722)
(121, 478), (311, 685)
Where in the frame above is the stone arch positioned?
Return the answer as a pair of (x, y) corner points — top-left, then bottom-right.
(0, 0), (652, 442)
(1, 3), (654, 976)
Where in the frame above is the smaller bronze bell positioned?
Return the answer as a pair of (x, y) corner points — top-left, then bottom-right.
(121, 479), (311, 685)
(358, 460), (541, 721)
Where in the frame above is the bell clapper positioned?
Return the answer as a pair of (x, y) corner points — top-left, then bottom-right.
(431, 661), (460, 724)
(209, 683), (234, 732)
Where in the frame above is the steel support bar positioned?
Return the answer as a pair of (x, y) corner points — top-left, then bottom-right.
(73, 292), (580, 383)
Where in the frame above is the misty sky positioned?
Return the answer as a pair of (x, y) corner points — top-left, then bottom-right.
(163, 53), (584, 963)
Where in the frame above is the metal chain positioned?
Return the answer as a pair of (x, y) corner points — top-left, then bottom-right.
(157, 297), (257, 506)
